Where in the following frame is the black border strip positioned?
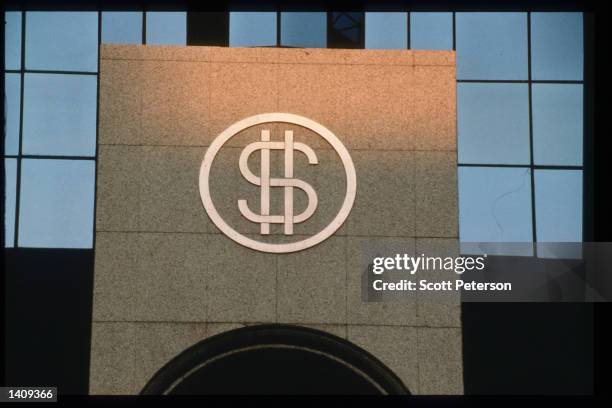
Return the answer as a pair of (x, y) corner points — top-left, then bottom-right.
(582, 12), (594, 242)
(2, 1), (597, 12)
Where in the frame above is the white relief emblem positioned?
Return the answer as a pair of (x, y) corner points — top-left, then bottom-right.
(199, 113), (356, 253)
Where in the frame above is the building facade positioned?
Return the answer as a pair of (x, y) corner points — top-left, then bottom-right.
(90, 44), (461, 394)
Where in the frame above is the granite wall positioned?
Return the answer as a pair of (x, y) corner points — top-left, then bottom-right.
(91, 44), (461, 395)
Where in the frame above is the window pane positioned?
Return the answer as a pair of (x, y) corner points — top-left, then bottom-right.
(410, 12), (452, 50)
(535, 170), (582, 243)
(18, 159), (95, 248)
(5, 11), (22, 70)
(4, 73), (21, 155)
(533, 84), (583, 166)
(229, 12), (276, 47)
(456, 12), (528, 80)
(329, 12), (364, 48)
(146, 12), (187, 45)
(365, 12), (407, 50)
(459, 166), (533, 256)
(102, 12), (143, 44)
(5, 158), (17, 248)
(26, 12), (98, 72)
(458, 83), (530, 165)
(281, 12), (326, 48)
(531, 12), (583, 81)
(23, 73), (97, 156)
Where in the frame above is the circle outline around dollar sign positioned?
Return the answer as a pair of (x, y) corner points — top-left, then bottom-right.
(199, 113), (357, 254)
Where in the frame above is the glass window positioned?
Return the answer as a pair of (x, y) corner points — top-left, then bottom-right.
(456, 12), (528, 80)
(102, 11), (143, 44)
(365, 12), (407, 50)
(531, 12), (583, 81)
(18, 159), (95, 248)
(410, 12), (453, 50)
(5, 73), (21, 155)
(23, 73), (97, 157)
(5, 11), (22, 70)
(535, 170), (582, 243)
(329, 12), (364, 48)
(458, 83), (530, 165)
(5, 159), (17, 248)
(25, 12), (98, 72)
(281, 12), (326, 48)
(229, 12), (277, 47)
(459, 166), (533, 255)
(146, 12), (187, 45)
(532, 84), (583, 166)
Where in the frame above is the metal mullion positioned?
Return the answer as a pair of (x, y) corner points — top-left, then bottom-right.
(21, 69), (98, 76)
(13, 10), (26, 248)
(407, 11), (411, 49)
(452, 12), (456, 51)
(143, 10), (147, 45)
(6, 70), (98, 76)
(457, 79), (583, 84)
(91, 10), (102, 252)
(18, 155), (96, 161)
(527, 12), (538, 250)
(458, 163), (583, 170)
(276, 11), (281, 47)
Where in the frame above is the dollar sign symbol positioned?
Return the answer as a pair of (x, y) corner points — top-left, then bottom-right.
(238, 129), (319, 235)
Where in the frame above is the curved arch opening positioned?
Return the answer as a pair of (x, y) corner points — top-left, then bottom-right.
(141, 324), (409, 395)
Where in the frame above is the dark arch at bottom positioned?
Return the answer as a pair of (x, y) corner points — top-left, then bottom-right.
(140, 324), (410, 395)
